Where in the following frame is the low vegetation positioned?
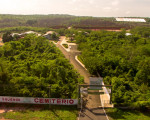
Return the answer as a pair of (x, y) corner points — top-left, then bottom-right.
(106, 108), (150, 120)
(67, 40), (76, 43)
(0, 106), (77, 120)
(62, 44), (68, 48)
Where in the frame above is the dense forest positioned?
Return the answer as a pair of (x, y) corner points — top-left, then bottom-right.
(0, 23), (150, 110)
(0, 34), (83, 98)
(71, 27), (150, 110)
(0, 14), (150, 29)
(0, 26), (53, 35)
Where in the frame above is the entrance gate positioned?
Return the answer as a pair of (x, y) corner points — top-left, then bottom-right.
(78, 84), (112, 109)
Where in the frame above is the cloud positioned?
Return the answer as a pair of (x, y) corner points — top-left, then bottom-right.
(103, 7), (112, 12)
(89, 0), (94, 4)
(0, 0), (149, 17)
(126, 11), (131, 14)
(72, 0), (77, 2)
(111, 0), (119, 6)
(114, 8), (119, 11)
(73, 8), (78, 11)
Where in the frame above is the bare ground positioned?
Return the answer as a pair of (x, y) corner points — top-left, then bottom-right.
(0, 38), (4, 46)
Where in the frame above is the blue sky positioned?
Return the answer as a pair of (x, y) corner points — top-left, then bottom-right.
(0, 0), (149, 17)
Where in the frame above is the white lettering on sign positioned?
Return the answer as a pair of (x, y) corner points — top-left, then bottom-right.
(0, 96), (78, 105)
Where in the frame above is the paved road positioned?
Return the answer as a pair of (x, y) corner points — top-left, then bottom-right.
(80, 106), (108, 120)
(56, 37), (90, 84)
(56, 37), (108, 120)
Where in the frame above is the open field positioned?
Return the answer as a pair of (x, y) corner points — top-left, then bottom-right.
(106, 108), (150, 120)
(0, 105), (78, 120)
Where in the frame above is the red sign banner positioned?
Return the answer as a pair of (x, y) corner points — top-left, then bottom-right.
(0, 96), (78, 105)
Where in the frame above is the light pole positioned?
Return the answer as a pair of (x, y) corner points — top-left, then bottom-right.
(69, 53), (71, 62)
(48, 85), (51, 109)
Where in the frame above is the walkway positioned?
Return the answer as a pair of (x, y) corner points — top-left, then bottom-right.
(56, 36), (108, 120)
(57, 36), (90, 84)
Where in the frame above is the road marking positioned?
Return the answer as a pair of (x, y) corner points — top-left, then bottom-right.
(100, 95), (109, 120)
(75, 55), (88, 71)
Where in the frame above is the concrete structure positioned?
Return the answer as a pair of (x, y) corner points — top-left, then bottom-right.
(125, 33), (132, 36)
(96, 75), (114, 108)
(68, 27), (72, 29)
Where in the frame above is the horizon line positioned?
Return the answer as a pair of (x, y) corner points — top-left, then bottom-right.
(0, 13), (149, 18)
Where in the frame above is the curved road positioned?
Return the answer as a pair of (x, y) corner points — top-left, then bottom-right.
(56, 36), (108, 120)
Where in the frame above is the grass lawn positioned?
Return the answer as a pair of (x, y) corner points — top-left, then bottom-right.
(106, 108), (150, 120)
(67, 40), (76, 43)
(62, 44), (68, 48)
(53, 40), (59, 43)
(77, 56), (83, 63)
(0, 105), (78, 120)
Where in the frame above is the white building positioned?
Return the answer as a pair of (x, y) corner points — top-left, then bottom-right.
(43, 31), (58, 40)
(125, 33), (132, 36)
(116, 18), (146, 22)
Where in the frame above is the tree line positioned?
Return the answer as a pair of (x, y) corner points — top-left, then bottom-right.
(0, 34), (83, 98)
(0, 14), (150, 29)
(73, 27), (150, 110)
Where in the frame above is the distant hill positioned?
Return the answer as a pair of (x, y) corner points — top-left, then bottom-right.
(0, 14), (150, 29)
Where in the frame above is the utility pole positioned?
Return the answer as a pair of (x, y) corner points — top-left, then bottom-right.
(69, 54), (70, 62)
(48, 85), (51, 109)
(69, 45), (71, 62)
(110, 86), (112, 104)
(78, 85), (81, 108)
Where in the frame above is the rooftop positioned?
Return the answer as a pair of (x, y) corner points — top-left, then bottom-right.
(116, 18), (146, 22)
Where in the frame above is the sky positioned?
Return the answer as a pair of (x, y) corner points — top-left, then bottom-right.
(0, 0), (150, 17)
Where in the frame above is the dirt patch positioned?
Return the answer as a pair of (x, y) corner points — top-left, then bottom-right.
(0, 43), (4, 46)
(0, 104), (45, 120)
(0, 38), (4, 46)
(0, 104), (45, 114)
(0, 117), (11, 120)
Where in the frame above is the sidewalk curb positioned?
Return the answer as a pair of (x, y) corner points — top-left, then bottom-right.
(100, 95), (110, 120)
(60, 37), (70, 52)
(60, 37), (88, 71)
(61, 43), (70, 52)
(75, 56), (88, 71)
